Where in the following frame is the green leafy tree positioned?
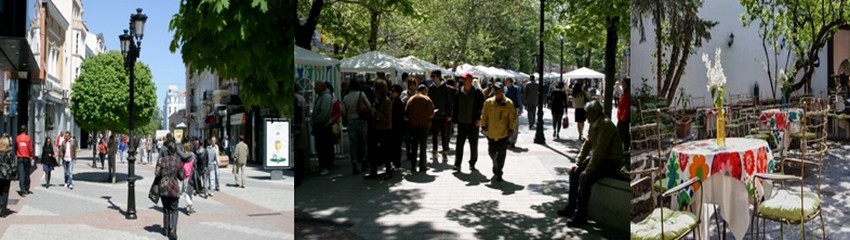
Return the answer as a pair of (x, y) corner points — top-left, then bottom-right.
(632, 0), (717, 102)
(740, 0), (850, 97)
(71, 51), (157, 134)
(296, 0), (326, 49)
(170, 0), (294, 117)
(553, 0), (629, 113)
(137, 107), (162, 136)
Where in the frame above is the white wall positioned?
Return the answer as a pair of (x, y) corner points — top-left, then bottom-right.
(630, 0), (829, 107)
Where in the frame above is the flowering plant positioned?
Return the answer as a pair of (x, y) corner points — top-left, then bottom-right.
(779, 68), (794, 95)
(702, 47), (726, 107)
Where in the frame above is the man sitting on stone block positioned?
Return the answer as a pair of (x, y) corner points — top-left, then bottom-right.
(557, 100), (624, 227)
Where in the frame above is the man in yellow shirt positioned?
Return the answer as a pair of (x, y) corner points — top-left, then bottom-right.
(480, 83), (517, 182)
(557, 100), (623, 227)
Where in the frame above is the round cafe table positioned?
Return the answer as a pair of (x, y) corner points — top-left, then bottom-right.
(666, 138), (775, 239)
(759, 108), (804, 150)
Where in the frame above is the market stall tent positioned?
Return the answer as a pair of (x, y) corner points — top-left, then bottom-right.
(295, 46), (339, 66)
(340, 51), (423, 73)
(563, 67), (605, 79)
(455, 64), (490, 78)
(401, 56), (444, 73)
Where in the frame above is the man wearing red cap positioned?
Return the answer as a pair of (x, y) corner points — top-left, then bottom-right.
(452, 73), (484, 171)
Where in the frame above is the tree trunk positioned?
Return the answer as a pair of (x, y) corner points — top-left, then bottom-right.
(295, 0), (324, 49)
(654, 0), (663, 96)
(665, 11), (696, 102)
(584, 49), (592, 68)
(369, 9), (380, 51)
(603, 16), (619, 115)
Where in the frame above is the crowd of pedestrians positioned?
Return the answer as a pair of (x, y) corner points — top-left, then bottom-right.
(298, 70), (632, 229)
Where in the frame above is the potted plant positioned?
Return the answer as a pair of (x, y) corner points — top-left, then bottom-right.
(675, 87), (694, 138)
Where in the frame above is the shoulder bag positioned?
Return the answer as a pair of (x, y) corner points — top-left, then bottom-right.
(357, 92), (374, 120)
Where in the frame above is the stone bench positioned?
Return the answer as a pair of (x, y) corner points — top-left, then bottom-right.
(588, 176), (630, 232)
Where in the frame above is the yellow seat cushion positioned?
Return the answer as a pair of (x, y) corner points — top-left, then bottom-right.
(631, 207), (698, 240)
(758, 190), (821, 221)
(653, 178), (670, 191)
(791, 132), (817, 139)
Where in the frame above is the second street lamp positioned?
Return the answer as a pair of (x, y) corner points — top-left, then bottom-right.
(534, 0), (546, 144)
(118, 8), (147, 220)
(559, 35), (564, 84)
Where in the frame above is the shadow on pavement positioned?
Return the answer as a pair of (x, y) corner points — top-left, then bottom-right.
(403, 172), (436, 184)
(540, 144), (578, 161)
(527, 180), (570, 197)
(73, 172), (143, 183)
(143, 224), (165, 236)
(485, 180), (525, 195)
(297, 165), (457, 239)
(446, 199), (625, 239)
(101, 196), (125, 214)
(452, 170), (489, 186)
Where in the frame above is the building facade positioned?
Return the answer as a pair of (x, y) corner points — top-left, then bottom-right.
(184, 68), (265, 162)
(163, 85), (186, 129)
(629, 1), (847, 107)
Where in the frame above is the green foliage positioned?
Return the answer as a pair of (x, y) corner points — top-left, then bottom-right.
(71, 51), (157, 134)
(740, 0), (850, 95)
(137, 107), (162, 136)
(170, 0), (293, 117)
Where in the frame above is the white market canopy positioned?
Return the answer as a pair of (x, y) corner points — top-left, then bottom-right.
(401, 56), (444, 73)
(563, 67), (605, 79)
(340, 51), (423, 73)
(295, 46), (339, 66)
(455, 64), (489, 78)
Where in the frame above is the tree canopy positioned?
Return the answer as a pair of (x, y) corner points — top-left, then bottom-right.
(136, 107), (162, 136)
(740, 0), (850, 96)
(297, 0), (628, 75)
(71, 51), (157, 134)
(170, 0), (294, 117)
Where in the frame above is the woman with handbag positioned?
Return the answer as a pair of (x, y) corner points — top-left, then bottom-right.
(550, 82), (569, 139)
(155, 134), (185, 240)
(40, 137), (57, 188)
(180, 142), (196, 215)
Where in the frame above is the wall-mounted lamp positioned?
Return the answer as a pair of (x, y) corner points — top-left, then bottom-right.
(728, 33), (735, 47)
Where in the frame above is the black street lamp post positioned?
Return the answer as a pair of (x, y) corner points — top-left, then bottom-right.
(118, 8), (147, 220)
(534, 0), (546, 144)
(560, 35), (564, 84)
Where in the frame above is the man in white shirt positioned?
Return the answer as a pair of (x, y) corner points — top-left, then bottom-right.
(59, 132), (76, 190)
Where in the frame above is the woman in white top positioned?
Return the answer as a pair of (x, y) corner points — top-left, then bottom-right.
(571, 81), (591, 141)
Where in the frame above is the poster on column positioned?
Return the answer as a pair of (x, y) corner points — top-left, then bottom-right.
(264, 119), (291, 169)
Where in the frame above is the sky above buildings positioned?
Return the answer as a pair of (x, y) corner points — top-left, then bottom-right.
(82, 0), (183, 111)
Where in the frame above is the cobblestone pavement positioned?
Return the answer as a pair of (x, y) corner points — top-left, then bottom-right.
(297, 107), (629, 240)
(0, 149), (293, 240)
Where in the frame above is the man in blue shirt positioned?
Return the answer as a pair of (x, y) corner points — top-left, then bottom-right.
(505, 78), (523, 149)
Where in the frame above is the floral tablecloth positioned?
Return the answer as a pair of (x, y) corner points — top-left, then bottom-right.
(667, 138), (774, 208)
(666, 138), (774, 239)
(759, 108), (804, 150)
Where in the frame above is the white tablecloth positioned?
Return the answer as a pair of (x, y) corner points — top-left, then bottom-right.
(692, 175), (750, 240)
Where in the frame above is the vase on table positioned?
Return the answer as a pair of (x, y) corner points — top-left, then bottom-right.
(716, 107), (726, 147)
